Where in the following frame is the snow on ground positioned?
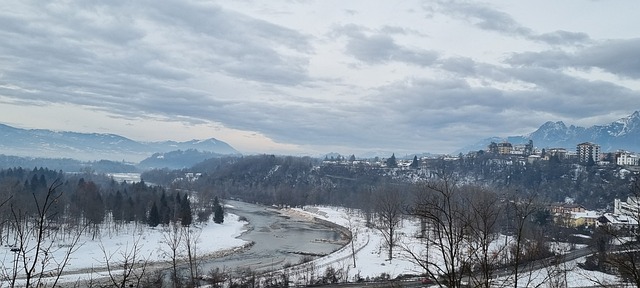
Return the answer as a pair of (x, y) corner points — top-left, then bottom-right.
(493, 257), (621, 287)
(0, 213), (249, 286)
(0, 203), (627, 287)
(287, 206), (625, 287)
(286, 206), (428, 280)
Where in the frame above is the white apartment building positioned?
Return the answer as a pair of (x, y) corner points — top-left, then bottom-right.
(614, 196), (640, 217)
(616, 151), (639, 166)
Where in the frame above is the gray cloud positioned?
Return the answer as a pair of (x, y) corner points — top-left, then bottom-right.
(0, 1), (638, 156)
(577, 39), (640, 79)
(507, 38), (640, 79)
(444, 2), (532, 36)
(437, 1), (591, 46)
(0, 1), (313, 118)
(334, 24), (439, 66)
(533, 31), (591, 46)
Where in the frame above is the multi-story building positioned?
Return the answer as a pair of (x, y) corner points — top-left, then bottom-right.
(546, 148), (568, 159)
(596, 197), (640, 230)
(487, 141), (513, 155)
(497, 142), (512, 155)
(598, 213), (639, 229)
(568, 211), (600, 228)
(550, 203), (584, 227)
(614, 196), (640, 217)
(616, 151), (639, 166)
(550, 203), (586, 214)
(577, 142), (600, 164)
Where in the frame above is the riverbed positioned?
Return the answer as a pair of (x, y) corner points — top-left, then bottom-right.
(200, 200), (347, 274)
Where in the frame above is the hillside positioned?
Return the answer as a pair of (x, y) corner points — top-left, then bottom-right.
(0, 123), (240, 162)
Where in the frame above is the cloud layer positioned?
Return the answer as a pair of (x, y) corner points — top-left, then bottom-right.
(1, 0), (639, 155)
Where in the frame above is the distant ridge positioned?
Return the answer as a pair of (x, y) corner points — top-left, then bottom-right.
(457, 111), (640, 153)
(0, 124), (240, 162)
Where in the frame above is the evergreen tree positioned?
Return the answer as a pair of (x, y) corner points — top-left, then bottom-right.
(213, 196), (224, 224)
(181, 194), (193, 226)
(386, 153), (397, 168)
(112, 190), (124, 222)
(148, 202), (160, 227)
(160, 191), (171, 224)
(30, 174), (39, 191)
(410, 155), (419, 168)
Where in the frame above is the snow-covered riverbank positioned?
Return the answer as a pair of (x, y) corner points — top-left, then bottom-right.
(285, 206), (622, 287)
(0, 213), (249, 286)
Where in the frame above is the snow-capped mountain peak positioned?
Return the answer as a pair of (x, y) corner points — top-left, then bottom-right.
(458, 111), (640, 153)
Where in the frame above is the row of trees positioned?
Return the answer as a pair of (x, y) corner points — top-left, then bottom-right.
(0, 167), (225, 234)
(146, 153), (634, 212)
(368, 169), (556, 288)
(365, 168), (640, 288)
(0, 167), (228, 287)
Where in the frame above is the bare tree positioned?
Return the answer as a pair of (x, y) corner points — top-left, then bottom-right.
(505, 193), (541, 288)
(183, 224), (201, 287)
(162, 223), (183, 286)
(344, 211), (360, 268)
(8, 179), (86, 288)
(598, 175), (640, 287)
(465, 186), (505, 288)
(100, 236), (151, 288)
(405, 170), (471, 288)
(373, 184), (405, 261)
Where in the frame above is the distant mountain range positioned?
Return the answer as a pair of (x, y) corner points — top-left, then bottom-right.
(458, 111), (640, 153)
(138, 149), (228, 170)
(0, 123), (240, 162)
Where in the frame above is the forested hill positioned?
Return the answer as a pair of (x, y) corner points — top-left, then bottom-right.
(143, 154), (636, 210)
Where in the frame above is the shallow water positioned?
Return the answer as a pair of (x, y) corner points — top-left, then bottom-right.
(199, 200), (344, 274)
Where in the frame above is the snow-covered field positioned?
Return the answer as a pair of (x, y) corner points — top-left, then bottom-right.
(286, 206), (623, 287)
(0, 204), (626, 287)
(0, 213), (249, 286)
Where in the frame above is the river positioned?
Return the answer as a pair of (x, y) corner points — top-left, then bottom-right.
(200, 200), (347, 274)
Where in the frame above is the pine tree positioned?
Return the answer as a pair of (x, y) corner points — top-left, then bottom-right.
(213, 196), (224, 224)
(157, 191), (171, 225)
(410, 155), (419, 168)
(148, 202), (160, 227)
(386, 153), (397, 168)
(181, 194), (193, 226)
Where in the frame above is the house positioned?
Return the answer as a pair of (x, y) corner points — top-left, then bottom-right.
(550, 203), (585, 214)
(616, 151), (639, 166)
(598, 213), (639, 230)
(550, 203), (587, 227)
(546, 148), (568, 159)
(568, 211), (600, 228)
(527, 155), (541, 163)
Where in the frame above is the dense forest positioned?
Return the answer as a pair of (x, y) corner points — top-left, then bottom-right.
(142, 153), (635, 211)
(0, 167), (224, 244)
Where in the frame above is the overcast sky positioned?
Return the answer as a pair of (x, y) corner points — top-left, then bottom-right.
(1, 1), (639, 156)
